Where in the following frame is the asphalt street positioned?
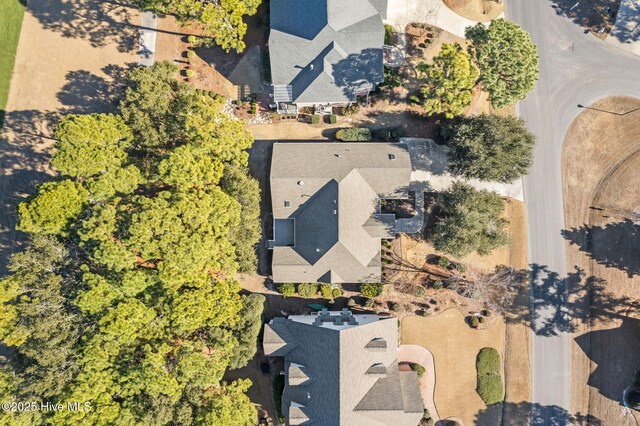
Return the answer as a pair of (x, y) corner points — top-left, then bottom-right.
(506, 0), (640, 422)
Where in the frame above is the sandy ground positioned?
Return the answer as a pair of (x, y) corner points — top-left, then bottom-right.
(0, 0), (140, 273)
(562, 97), (640, 424)
(401, 309), (506, 425)
(443, 0), (505, 22)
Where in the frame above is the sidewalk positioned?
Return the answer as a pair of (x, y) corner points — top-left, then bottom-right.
(607, 0), (640, 55)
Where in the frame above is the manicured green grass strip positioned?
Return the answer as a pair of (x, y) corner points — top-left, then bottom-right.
(0, 0), (26, 126)
(476, 347), (505, 405)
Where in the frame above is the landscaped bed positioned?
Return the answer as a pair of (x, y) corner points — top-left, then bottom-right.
(475, 347), (505, 405)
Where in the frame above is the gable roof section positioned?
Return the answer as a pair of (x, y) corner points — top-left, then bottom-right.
(270, 143), (411, 284)
(264, 312), (424, 426)
(269, 0), (385, 104)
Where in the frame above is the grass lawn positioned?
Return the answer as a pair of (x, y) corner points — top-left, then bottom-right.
(0, 0), (26, 126)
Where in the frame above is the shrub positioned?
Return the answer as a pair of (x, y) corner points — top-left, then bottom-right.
(298, 283), (319, 298)
(420, 310), (430, 317)
(331, 287), (342, 299)
(445, 279), (459, 291)
(391, 302), (403, 313)
(438, 256), (450, 268)
(483, 309), (491, 317)
(469, 316), (480, 328)
(411, 363), (426, 378)
(432, 280), (443, 290)
(187, 35), (198, 45)
(336, 127), (372, 142)
(384, 24), (397, 45)
(311, 115), (320, 124)
(478, 316), (486, 323)
(320, 284), (334, 299)
(347, 298), (356, 307)
(278, 283), (295, 297)
(329, 114), (337, 124)
(455, 262), (467, 273)
(413, 286), (426, 297)
(185, 69), (194, 78)
(361, 283), (383, 298)
(476, 347), (504, 405)
(343, 104), (360, 116)
(187, 50), (196, 59)
(365, 298), (376, 309)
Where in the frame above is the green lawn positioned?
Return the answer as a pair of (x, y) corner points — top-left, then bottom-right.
(0, 0), (26, 126)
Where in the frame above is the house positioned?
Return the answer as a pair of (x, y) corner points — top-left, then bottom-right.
(268, 142), (413, 284)
(264, 309), (424, 426)
(269, 0), (387, 114)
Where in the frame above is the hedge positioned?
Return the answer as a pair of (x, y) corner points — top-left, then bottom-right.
(361, 283), (383, 298)
(278, 283), (295, 297)
(320, 284), (333, 299)
(272, 374), (286, 424)
(336, 127), (372, 142)
(298, 283), (319, 298)
(476, 347), (504, 405)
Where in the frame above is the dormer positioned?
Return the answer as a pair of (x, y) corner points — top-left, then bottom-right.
(288, 362), (312, 386)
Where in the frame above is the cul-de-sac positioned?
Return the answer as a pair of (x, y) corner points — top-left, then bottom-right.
(1, 0), (640, 425)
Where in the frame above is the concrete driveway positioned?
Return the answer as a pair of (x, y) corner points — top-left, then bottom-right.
(386, 0), (504, 37)
(404, 138), (525, 201)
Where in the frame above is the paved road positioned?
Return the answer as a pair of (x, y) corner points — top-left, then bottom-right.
(506, 0), (640, 422)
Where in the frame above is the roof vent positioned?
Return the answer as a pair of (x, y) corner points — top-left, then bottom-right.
(298, 180), (304, 186)
(310, 64), (314, 70)
(348, 316), (358, 325)
(313, 317), (323, 326)
(388, 153), (396, 160)
(334, 316), (344, 325)
(332, 209), (337, 215)
(335, 154), (342, 158)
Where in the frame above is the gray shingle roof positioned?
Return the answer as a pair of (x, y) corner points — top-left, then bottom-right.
(269, 0), (385, 104)
(269, 143), (412, 284)
(263, 312), (423, 426)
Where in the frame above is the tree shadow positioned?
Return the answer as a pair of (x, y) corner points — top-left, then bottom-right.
(56, 64), (133, 114)
(473, 401), (601, 425)
(27, 0), (138, 53)
(609, 0), (640, 44)
(0, 109), (60, 274)
(516, 264), (640, 336)
(575, 316), (640, 408)
(331, 48), (384, 101)
(562, 219), (640, 278)
(548, 0), (619, 34)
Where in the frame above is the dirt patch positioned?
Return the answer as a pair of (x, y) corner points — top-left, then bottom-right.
(443, 0), (505, 22)
(562, 96), (640, 423)
(552, 0), (620, 39)
(0, 0), (139, 273)
(401, 309), (506, 425)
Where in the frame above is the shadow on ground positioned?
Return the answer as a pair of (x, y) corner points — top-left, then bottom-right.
(575, 316), (640, 407)
(510, 264), (640, 336)
(56, 63), (134, 114)
(548, 0), (619, 34)
(562, 219), (640, 278)
(27, 0), (138, 52)
(474, 401), (601, 426)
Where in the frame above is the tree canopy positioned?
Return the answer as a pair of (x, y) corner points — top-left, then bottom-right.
(418, 43), (479, 118)
(2, 62), (262, 425)
(443, 114), (536, 183)
(433, 182), (508, 257)
(135, 0), (261, 52)
(466, 19), (539, 108)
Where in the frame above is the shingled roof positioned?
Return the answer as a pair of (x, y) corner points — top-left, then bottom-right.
(269, 143), (412, 284)
(263, 311), (423, 426)
(269, 0), (386, 105)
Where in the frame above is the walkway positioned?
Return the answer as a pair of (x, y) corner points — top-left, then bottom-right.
(386, 0), (504, 37)
(607, 0), (640, 55)
(398, 344), (440, 422)
(138, 11), (157, 66)
(404, 138), (525, 201)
